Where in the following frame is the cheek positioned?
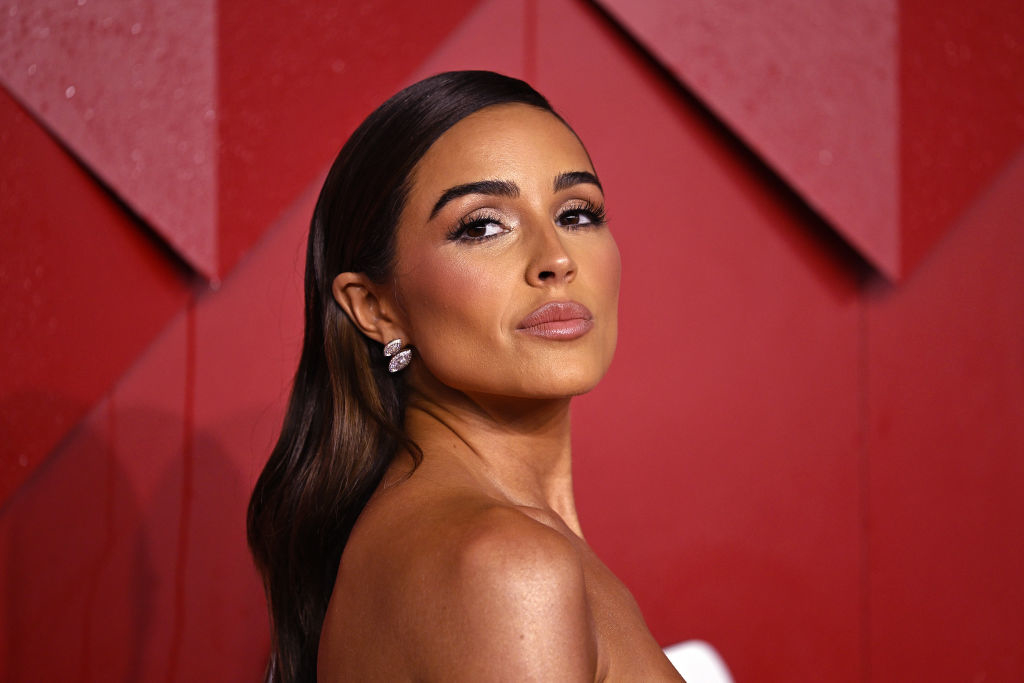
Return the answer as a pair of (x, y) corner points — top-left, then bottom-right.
(396, 251), (511, 352)
(604, 238), (622, 298)
(589, 235), (622, 308)
(603, 241), (622, 344)
(585, 235), (621, 363)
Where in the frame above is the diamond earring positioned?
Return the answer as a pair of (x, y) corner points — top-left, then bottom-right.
(383, 338), (412, 373)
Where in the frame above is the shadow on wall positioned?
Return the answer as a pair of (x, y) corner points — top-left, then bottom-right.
(0, 396), (267, 682)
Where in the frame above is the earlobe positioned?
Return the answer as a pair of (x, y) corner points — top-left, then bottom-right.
(331, 272), (397, 343)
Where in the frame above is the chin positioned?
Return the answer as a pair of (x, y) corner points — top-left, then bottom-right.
(512, 358), (611, 399)
(421, 342), (616, 402)
(534, 342), (617, 397)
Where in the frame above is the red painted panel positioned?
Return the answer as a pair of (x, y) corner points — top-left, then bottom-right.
(0, 88), (190, 504)
(866, 152), (1024, 681)
(408, 0), (527, 83)
(595, 0), (901, 277)
(0, 0), (219, 275)
(0, 1), (482, 278)
(0, 311), (189, 682)
(536, 1), (864, 679)
(216, 0), (481, 277)
(899, 0), (1024, 274)
(595, 0), (1024, 281)
(0, 399), (119, 681)
(0, 175), (316, 681)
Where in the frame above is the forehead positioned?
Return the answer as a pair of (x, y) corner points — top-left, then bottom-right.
(407, 103), (593, 200)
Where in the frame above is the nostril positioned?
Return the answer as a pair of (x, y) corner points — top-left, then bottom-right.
(538, 270), (555, 280)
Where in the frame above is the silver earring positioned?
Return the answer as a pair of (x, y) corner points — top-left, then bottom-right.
(383, 338), (412, 373)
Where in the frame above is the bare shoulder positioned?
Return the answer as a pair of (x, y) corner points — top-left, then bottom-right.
(334, 488), (599, 681)
(448, 503), (582, 578)
(420, 503), (597, 680)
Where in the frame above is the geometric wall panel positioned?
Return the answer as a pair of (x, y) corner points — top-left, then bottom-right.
(596, 0), (1024, 280)
(215, 0), (481, 278)
(0, 0), (218, 274)
(0, 0), (481, 278)
(866, 149), (1024, 681)
(0, 88), (191, 504)
(899, 0), (1024, 276)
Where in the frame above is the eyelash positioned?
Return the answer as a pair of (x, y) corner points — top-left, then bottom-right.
(558, 200), (607, 229)
(446, 212), (505, 242)
(446, 200), (608, 243)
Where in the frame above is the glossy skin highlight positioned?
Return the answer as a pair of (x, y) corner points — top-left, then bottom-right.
(321, 104), (682, 682)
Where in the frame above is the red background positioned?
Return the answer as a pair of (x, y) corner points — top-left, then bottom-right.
(2, 1), (1022, 680)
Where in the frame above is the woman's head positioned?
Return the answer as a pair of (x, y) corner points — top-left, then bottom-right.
(307, 72), (557, 421)
(326, 80), (620, 407)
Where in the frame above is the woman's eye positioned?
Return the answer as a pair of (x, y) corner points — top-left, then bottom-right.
(556, 202), (606, 228)
(557, 210), (592, 227)
(451, 217), (505, 241)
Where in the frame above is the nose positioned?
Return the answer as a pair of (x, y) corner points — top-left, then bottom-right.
(526, 220), (577, 287)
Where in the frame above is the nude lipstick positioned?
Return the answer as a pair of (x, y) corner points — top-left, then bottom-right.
(516, 301), (594, 340)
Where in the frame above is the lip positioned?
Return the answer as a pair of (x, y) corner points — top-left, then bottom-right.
(516, 301), (594, 340)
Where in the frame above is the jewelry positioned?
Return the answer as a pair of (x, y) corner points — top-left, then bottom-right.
(383, 338), (412, 373)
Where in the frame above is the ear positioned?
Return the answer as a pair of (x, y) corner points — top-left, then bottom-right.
(331, 272), (406, 344)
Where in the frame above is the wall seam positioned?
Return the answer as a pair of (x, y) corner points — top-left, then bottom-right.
(858, 289), (872, 683)
(165, 290), (198, 683)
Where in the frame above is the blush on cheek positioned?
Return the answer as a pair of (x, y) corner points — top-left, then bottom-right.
(396, 253), (510, 363)
(409, 254), (506, 316)
(592, 238), (622, 361)
(593, 238), (622, 300)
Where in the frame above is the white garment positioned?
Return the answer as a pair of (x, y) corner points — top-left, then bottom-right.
(663, 640), (734, 683)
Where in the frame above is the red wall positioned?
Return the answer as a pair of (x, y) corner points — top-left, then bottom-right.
(2, 1), (1022, 680)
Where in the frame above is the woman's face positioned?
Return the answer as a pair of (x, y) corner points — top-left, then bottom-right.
(388, 103), (620, 401)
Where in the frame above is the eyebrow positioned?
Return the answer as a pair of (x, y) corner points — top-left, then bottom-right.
(553, 170), (602, 193)
(429, 171), (603, 219)
(430, 180), (519, 218)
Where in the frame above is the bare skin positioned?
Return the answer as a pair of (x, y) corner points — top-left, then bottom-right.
(320, 104), (683, 681)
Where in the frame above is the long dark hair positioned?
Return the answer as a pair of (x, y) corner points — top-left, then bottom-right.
(246, 71), (556, 683)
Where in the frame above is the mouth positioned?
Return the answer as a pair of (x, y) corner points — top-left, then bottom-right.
(516, 301), (594, 340)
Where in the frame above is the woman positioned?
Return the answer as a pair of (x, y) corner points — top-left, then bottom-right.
(248, 70), (683, 682)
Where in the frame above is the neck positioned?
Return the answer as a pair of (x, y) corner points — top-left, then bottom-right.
(400, 382), (581, 534)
